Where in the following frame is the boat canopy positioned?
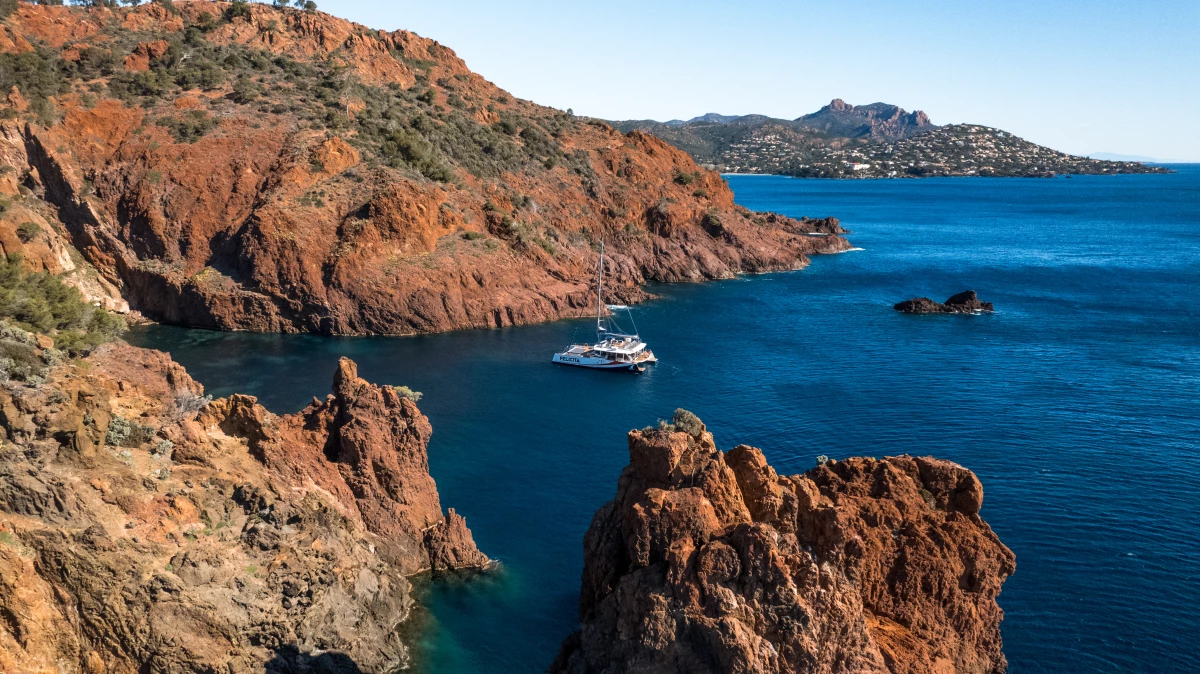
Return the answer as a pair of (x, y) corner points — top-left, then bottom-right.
(594, 340), (646, 355)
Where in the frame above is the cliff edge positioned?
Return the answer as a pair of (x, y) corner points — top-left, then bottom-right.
(551, 411), (1015, 674)
(0, 1), (849, 335)
(0, 339), (485, 673)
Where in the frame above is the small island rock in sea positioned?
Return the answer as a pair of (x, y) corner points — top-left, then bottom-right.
(895, 290), (995, 314)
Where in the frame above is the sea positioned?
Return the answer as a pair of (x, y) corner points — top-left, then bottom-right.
(128, 165), (1200, 673)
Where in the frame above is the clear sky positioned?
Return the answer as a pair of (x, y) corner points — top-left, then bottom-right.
(309, 0), (1199, 161)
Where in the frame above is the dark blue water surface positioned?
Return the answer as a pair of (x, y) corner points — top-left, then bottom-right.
(129, 167), (1200, 673)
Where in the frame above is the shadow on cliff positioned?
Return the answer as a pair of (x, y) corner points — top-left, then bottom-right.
(264, 646), (365, 674)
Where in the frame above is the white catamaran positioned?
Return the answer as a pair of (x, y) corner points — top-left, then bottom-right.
(552, 244), (657, 372)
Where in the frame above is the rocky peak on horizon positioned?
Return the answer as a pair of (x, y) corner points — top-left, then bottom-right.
(797, 97), (935, 140)
(626, 98), (935, 140)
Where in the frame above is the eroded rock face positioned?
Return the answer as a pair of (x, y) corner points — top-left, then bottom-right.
(552, 417), (1015, 674)
(0, 344), (485, 673)
(0, 2), (852, 336)
(894, 291), (994, 314)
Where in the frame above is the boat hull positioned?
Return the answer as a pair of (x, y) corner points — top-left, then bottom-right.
(552, 353), (644, 372)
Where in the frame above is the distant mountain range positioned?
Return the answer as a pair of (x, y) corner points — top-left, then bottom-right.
(612, 100), (1169, 178)
(1088, 152), (1193, 163)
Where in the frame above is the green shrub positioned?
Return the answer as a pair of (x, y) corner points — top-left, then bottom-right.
(226, 0), (252, 21)
(16, 221), (40, 243)
(700, 210), (724, 236)
(0, 48), (72, 106)
(105, 415), (154, 448)
(71, 47), (116, 80)
(156, 110), (219, 143)
(108, 68), (174, 100)
(0, 340), (43, 382)
(673, 170), (700, 186)
(173, 58), (226, 91)
(0, 0), (16, 21)
(672, 408), (704, 436)
(231, 74), (259, 104)
(105, 415), (134, 446)
(391, 385), (422, 402)
(195, 11), (218, 32)
(0, 253), (126, 356)
(379, 126), (454, 181)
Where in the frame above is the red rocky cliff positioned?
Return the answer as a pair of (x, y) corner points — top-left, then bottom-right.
(0, 2), (850, 335)
(551, 412), (1015, 674)
(0, 342), (484, 673)
(236, 356), (488, 574)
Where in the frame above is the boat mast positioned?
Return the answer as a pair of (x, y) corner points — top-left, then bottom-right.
(595, 242), (605, 339)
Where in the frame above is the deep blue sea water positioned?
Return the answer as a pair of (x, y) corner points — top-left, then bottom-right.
(128, 166), (1200, 673)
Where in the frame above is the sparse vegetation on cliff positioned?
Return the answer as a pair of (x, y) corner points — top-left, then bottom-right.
(0, 254), (125, 356)
(391, 384), (422, 402)
(0, 1), (849, 337)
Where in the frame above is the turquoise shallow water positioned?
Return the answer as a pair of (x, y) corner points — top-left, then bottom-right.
(129, 166), (1200, 673)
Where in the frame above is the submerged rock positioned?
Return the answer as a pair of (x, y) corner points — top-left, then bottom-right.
(0, 345), (486, 673)
(894, 290), (994, 314)
(551, 414), (1015, 674)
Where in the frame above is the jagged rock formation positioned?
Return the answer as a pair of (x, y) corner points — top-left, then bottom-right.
(0, 338), (485, 673)
(551, 413), (1015, 674)
(894, 290), (994, 314)
(796, 99), (933, 140)
(0, 2), (849, 335)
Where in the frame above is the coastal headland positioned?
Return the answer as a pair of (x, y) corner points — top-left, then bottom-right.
(0, 0), (848, 337)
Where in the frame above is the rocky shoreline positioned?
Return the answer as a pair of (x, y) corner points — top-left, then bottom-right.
(0, 335), (1020, 674)
(0, 4), (1020, 673)
(552, 410), (1015, 674)
(0, 340), (486, 673)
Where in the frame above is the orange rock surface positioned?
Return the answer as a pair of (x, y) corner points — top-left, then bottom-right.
(552, 414), (1015, 674)
(0, 1), (850, 335)
(0, 341), (485, 672)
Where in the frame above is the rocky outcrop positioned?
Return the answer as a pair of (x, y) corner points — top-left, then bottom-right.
(551, 412), (1015, 674)
(894, 290), (994, 314)
(240, 356), (489, 574)
(0, 340), (485, 673)
(798, 99), (935, 140)
(0, 2), (850, 336)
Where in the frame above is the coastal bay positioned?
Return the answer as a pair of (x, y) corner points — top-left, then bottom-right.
(130, 167), (1200, 673)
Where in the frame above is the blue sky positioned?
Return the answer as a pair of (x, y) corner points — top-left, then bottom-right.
(310, 1), (1199, 160)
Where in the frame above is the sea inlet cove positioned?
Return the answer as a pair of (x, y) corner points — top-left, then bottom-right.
(0, 2), (1196, 673)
